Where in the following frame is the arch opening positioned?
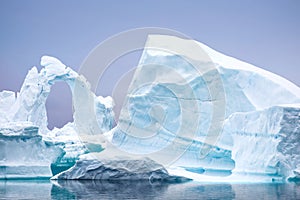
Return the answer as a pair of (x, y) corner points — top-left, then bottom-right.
(45, 81), (74, 130)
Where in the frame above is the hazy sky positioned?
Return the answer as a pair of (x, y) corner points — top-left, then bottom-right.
(0, 0), (299, 129)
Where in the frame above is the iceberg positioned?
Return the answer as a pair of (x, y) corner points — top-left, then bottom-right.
(0, 35), (299, 182)
(108, 35), (300, 182)
(0, 56), (114, 178)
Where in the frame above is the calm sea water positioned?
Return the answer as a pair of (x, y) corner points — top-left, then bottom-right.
(0, 180), (299, 200)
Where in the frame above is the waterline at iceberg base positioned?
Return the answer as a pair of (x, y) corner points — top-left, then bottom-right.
(0, 35), (300, 183)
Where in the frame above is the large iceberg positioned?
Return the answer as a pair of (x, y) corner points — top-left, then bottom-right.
(0, 35), (299, 182)
(108, 35), (300, 182)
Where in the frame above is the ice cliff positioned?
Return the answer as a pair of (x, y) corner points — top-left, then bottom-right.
(0, 35), (299, 182)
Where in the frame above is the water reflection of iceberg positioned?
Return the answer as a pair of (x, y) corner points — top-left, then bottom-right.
(51, 180), (300, 200)
(1, 180), (299, 199)
(52, 180), (235, 199)
(52, 180), (169, 199)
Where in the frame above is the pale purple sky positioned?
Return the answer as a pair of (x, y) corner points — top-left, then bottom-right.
(0, 0), (299, 129)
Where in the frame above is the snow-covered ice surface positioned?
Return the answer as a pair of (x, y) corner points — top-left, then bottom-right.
(0, 35), (299, 182)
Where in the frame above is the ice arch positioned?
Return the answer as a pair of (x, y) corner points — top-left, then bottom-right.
(6, 56), (114, 135)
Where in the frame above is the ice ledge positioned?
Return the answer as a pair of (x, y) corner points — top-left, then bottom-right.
(52, 155), (191, 183)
